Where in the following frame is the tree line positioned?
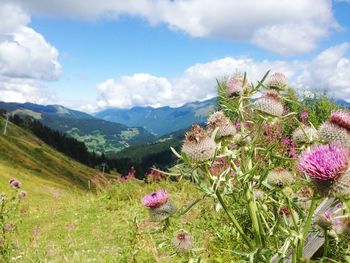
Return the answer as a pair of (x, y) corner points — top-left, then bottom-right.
(1, 110), (178, 178)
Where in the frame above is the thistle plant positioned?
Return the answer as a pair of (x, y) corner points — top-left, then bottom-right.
(157, 71), (350, 262)
(141, 190), (176, 222)
(1, 179), (26, 261)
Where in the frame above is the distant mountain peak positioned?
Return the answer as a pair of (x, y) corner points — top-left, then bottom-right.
(95, 97), (217, 136)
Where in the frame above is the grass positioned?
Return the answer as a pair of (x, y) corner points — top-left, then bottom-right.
(13, 179), (243, 262)
(0, 117), (238, 262)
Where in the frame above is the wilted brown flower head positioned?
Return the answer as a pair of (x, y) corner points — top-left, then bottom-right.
(207, 111), (236, 138)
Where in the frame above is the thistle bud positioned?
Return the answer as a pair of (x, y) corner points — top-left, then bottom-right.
(253, 91), (284, 117)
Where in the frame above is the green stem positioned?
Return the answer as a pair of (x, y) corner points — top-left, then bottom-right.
(246, 186), (262, 247)
(215, 190), (254, 249)
(323, 229), (328, 258)
(297, 197), (318, 259)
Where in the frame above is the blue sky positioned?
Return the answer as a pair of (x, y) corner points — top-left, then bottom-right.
(0, 0), (349, 112)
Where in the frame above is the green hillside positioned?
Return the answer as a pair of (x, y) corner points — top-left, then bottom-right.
(0, 116), (98, 200)
(0, 101), (155, 154)
(0, 116), (215, 262)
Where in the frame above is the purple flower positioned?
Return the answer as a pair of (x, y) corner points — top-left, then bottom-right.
(298, 143), (349, 181)
(324, 210), (332, 219)
(301, 111), (308, 122)
(142, 190), (169, 208)
(9, 179), (21, 188)
(336, 202), (343, 209)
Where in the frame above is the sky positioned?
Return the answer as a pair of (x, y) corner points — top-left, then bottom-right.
(0, 0), (349, 112)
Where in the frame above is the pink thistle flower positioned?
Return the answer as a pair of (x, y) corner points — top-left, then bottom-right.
(330, 110), (350, 132)
(235, 120), (241, 130)
(298, 143), (350, 181)
(9, 179), (21, 188)
(141, 190), (169, 208)
(227, 77), (244, 97)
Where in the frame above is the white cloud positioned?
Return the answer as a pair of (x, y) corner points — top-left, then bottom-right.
(11, 0), (337, 55)
(93, 43), (350, 111)
(0, 3), (30, 35)
(0, 76), (56, 104)
(295, 43), (350, 97)
(0, 3), (61, 104)
(0, 27), (61, 80)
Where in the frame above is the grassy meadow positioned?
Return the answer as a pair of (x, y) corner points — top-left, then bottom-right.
(0, 117), (232, 262)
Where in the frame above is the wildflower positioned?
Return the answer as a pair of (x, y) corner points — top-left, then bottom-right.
(181, 125), (216, 162)
(173, 231), (193, 253)
(145, 166), (166, 182)
(298, 144), (349, 181)
(227, 76), (243, 97)
(292, 124), (318, 144)
(9, 179), (21, 188)
(207, 111), (236, 139)
(209, 157), (230, 177)
(300, 111), (308, 122)
(18, 190), (27, 199)
(142, 190), (176, 221)
(226, 74), (249, 97)
(266, 168), (294, 187)
(298, 143), (350, 197)
(253, 91), (284, 117)
(266, 72), (288, 90)
(315, 210), (333, 229)
(264, 123), (282, 142)
(142, 190), (168, 208)
(337, 219), (350, 237)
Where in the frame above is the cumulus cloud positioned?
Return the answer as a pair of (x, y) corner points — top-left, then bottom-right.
(0, 3), (61, 104)
(93, 43), (350, 111)
(11, 0), (337, 55)
(0, 76), (56, 104)
(295, 43), (350, 97)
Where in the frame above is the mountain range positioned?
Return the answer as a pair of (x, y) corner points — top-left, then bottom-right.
(0, 102), (154, 154)
(0, 98), (216, 153)
(95, 98), (216, 136)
